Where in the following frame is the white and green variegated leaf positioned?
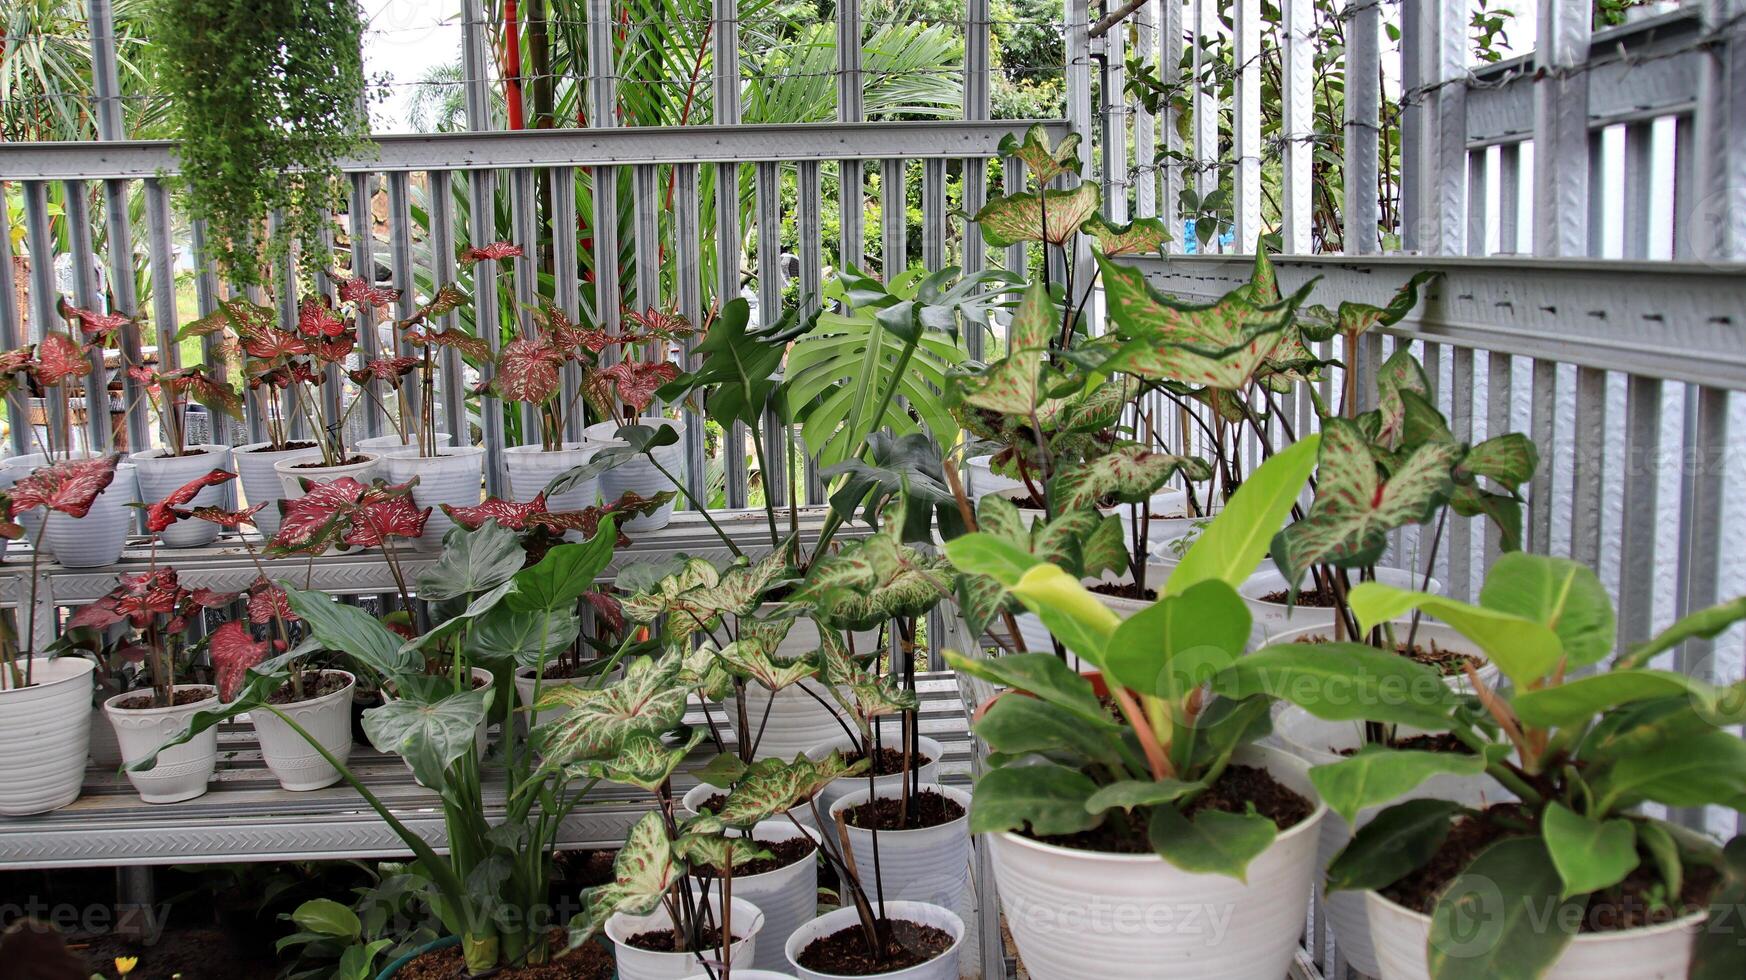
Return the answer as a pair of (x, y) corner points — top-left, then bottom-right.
(678, 640), (736, 702)
(1374, 349), (1433, 450)
(569, 812), (679, 944)
(677, 552), (789, 620)
(1084, 213), (1170, 257)
(573, 729), (704, 792)
(1048, 444), (1212, 511)
(795, 533), (953, 630)
(955, 280), (1052, 416)
(1461, 432), (1538, 490)
(1335, 271), (1442, 338)
(849, 672), (920, 725)
(534, 654), (691, 762)
(716, 751), (869, 826)
(997, 123), (1083, 186)
(673, 832), (773, 876)
(972, 183), (1100, 247)
(619, 556), (722, 624)
(717, 638), (818, 691)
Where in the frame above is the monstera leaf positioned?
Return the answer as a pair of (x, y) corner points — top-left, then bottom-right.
(1048, 444), (1212, 511)
(792, 529), (953, 631)
(362, 684), (494, 787)
(657, 297), (785, 429)
(574, 729), (704, 791)
(997, 122), (1083, 186)
(1084, 213), (1171, 257)
(821, 431), (967, 544)
(1271, 419), (1462, 585)
(570, 812), (679, 944)
(972, 183), (1100, 247)
(533, 654), (692, 762)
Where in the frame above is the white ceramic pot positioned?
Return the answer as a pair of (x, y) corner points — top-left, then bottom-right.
(963, 455), (1022, 501)
(249, 669), (356, 791)
(830, 783), (973, 948)
(356, 431), (452, 456)
(584, 417), (684, 531)
(130, 444), (234, 548)
(724, 679), (857, 762)
(272, 450), (382, 501)
(42, 462), (137, 568)
(0, 657), (95, 815)
(607, 894), (764, 980)
(514, 662), (623, 730)
(804, 734), (943, 818)
(990, 744), (1325, 980)
(1264, 620), (1501, 695)
(691, 821), (819, 974)
(1365, 889), (1703, 980)
(682, 972), (796, 980)
(504, 442), (600, 518)
(103, 684), (220, 804)
(0, 453), (47, 542)
(1273, 706), (1509, 977)
(785, 900), (963, 980)
(232, 442), (320, 539)
(1240, 566), (1439, 646)
(88, 702), (125, 768)
(382, 446), (484, 546)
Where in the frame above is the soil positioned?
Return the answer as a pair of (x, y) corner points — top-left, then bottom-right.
(552, 849), (618, 890)
(624, 924), (734, 952)
(241, 440), (317, 454)
(1091, 581), (1158, 602)
(291, 455), (371, 468)
(695, 792), (728, 814)
(536, 659), (610, 680)
(1289, 632), (1482, 677)
(1337, 732), (1474, 757)
(397, 930), (613, 980)
(843, 789), (965, 830)
(1032, 764), (1313, 854)
(114, 687), (214, 710)
(1382, 805), (1722, 932)
(266, 671), (349, 705)
(691, 834), (817, 878)
(845, 746), (933, 777)
(160, 446), (215, 458)
(71, 925), (278, 979)
(1261, 585), (1341, 608)
(794, 917), (956, 975)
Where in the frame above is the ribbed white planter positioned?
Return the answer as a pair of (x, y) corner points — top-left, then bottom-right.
(249, 670), (355, 791)
(990, 744), (1325, 980)
(504, 443), (600, 520)
(104, 685), (219, 804)
(785, 900), (964, 980)
(0, 658), (94, 815)
(356, 431), (452, 456)
(514, 662), (623, 730)
(1365, 890), (1704, 980)
(232, 442), (319, 539)
(805, 734), (942, 817)
(963, 455), (1022, 501)
(273, 451), (382, 501)
(43, 463), (136, 568)
(691, 821), (819, 974)
(1273, 706), (1508, 978)
(1240, 567), (1439, 646)
(382, 446), (484, 547)
(584, 417), (683, 530)
(724, 679), (857, 762)
(130, 444), (234, 548)
(1265, 621), (1500, 695)
(607, 894), (764, 980)
(831, 782), (974, 973)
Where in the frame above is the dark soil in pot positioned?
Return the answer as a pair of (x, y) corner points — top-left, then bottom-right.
(795, 916), (954, 975)
(845, 746), (933, 776)
(266, 671), (349, 705)
(694, 791), (728, 814)
(1091, 581), (1157, 602)
(242, 440), (317, 453)
(844, 789), (965, 830)
(1337, 732), (1472, 756)
(1260, 584), (1342, 608)
(624, 924), (738, 952)
(398, 929), (613, 979)
(1381, 805), (1721, 932)
(1031, 763), (1313, 854)
(113, 687), (214, 710)
(291, 455), (370, 468)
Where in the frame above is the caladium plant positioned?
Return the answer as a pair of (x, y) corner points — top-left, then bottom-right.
(580, 303), (691, 426)
(67, 567), (238, 707)
(268, 476), (429, 608)
(126, 364), (242, 457)
(4, 453), (122, 687)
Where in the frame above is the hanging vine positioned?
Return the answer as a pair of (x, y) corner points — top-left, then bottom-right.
(147, 0), (371, 286)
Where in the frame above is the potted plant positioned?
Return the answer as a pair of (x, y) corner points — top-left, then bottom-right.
(493, 293), (607, 515)
(580, 304), (693, 531)
(828, 782), (974, 938)
(125, 360), (243, 549)
(1301, 555), (1746, 979)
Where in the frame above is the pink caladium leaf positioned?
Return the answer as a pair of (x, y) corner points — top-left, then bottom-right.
(405, 283), (468, 326)
(492, 337), (565, 403)
(269, 477), (368, 556)
(241, 327), (309, 361)
(145, 468), (237, 532)
(297, 297), (349, 339)
(531, 301), (600, 354)
(420, 327), (491, 362)
(67, 595), (127, 630)
(163, 366), (243, 419)
(583, 361), (680, 415)
(581, 590), (626, 635)
(0, 345), (35, 375)
(57, 297), (136, 344)
(541, 490), (675, 546)
(126, 364), (158, 388)
(9, 454), (120, 518)
(101, 568), (186, 629)
(189, 503), (266, 530)
(246, 576), (297, 625)
(33, 332), (92, 387)
(335, 275), (401, 308)
(459, 241), (524, 266)
(310, 334), (358, 364)
(190, 587), (242, 609)
(344, 481), (429, 547)
(348, 355), (420, 388)
(441, 493), (548, 531)
(211, 621), (285, 701)
(620, 306), (697, 344)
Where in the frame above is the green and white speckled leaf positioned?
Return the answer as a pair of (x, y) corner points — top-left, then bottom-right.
(1462, 432), (1538, 490)
(619, 556), (722, 624)
(1084, 213), (1171, 257)
(1334, 271), (1441, 337)
(997, 123), (1084, 187)
(673, 832), (773, 876)
(570, 812), (678, 943)
(574, 729), (703, 792)
(794, 533), (953, 630)
(1048, 444), (1213, 511)
(715, 751), (868, 825)
(973, 183), (1100, 247)
(534, 654), (691, 762)
(716, 635), (817, 691)
(1374, 349), (1432, 450)
(680, 640), (736, 702)
(956, 281), (1053, 415)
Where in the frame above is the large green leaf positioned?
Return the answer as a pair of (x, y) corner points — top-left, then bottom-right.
(968, 762), (1101, 836)
(1426, 836), (1580, 980)
(972, 183), (1100, 247)
(1325, 798), (1463, 893)
(1148, 805), (1278, 881)
(416, 519), (526, 601)
(283, 584), (420, 681)
(1347, 582), (1563, 688)
(1591, 730), (1746, 813)
(570, 812), (679, 943)
(469, 606), (581, 670)
(1476, 553), (1615, 670)
(1215, 641), (1462, 730)
(1542, 802), (1639, 898)
(1310, 747), (1493, 825)
(504, 524), (618, 613)
(362, 685), (493, 788)
(1620, 595), (1746, 670)
(1083, 778), (1204, 814)
(1271, 419), (1461, 584)
(657, 297), (784, 428)
(1513, 669), (1727, 728)
(1047, 444), (1212, 511)
(942, 649), (1108, 724)
(973, 691), (1127, 770)
(291, 898), (361, 939)
(1166, 434), (1320, 596)
(1102, 579), (1248, 702)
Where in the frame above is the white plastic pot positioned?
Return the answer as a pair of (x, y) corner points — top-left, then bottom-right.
(249, 669), (356, 791)
(607, 894), (764, 980)
(1365, 889), (1704, 980)
(690, 821), (819, 974)
(584, 417), (684, 530)
(130, 444), (234, 548)
(785, 900), (963, 980)
(804, 734), (942, 817)
(232, 441), (320, 539)
(0, 657), (95, 815)
(356, 431), (452, 456)
(724, 679), (856, 762)
(382, 445), (485, 546)
(88, 702), (124, 768)
(962, 455), (1022, 501)
(682, 972), (796, 980)
(1239, 566), (1439, 646)
(1265, 621), (1500, 695)
(1012, 572), (1154, 667)
(1273, 706), (1509, 977)
(273, 450), (382, 501)
(42, 462), (137, 568)
(830, 783), (973, 953)
(514, 662), (622, 730)
(504, 442), (600, 519)
(103, 684), (220, 804)
(989, 744), (1325, 980)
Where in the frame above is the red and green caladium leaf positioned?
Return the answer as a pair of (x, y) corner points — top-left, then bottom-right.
(972, 182), (1101, 247)
(57, 297), (135, 345)
(997, 122), (1083, 187)
(189, 503), (267, 529)
(530, 300), (604, 353)
(210, 620), (285, 700)
(570, 812), (679, 944)
(1084, 213), (1171, 257)
(270, 478), (364, 556)
(714, 751), (869, 826)
(442, 494), (551, 531)
(69, 568), (186, 630)
(335, 275), (400, 308)
(9, 454), (120, 518)
(620, 305), (698, 344)
(145, 468), (237, 532)
(953, 280), (1053, 416)
(246, 576), (296, 625)
(345, 482), (430, 548)
(348, 355), (419, 388)
(296, 297), (348, 339)
(33, 332), (91, 387)
(419, 327), (490, 363)
(1270, 418), (1462, 584)
(239, 326), (309, 361)
(399, 283), (470, 329)
(491, 337), (565, 403)
(1048, 444), (1213, 511)
(533, 653), (693, 762)
(459, 241), (524, 266)
(582, 360), (682, 415)
(163, 366), (243, 419)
